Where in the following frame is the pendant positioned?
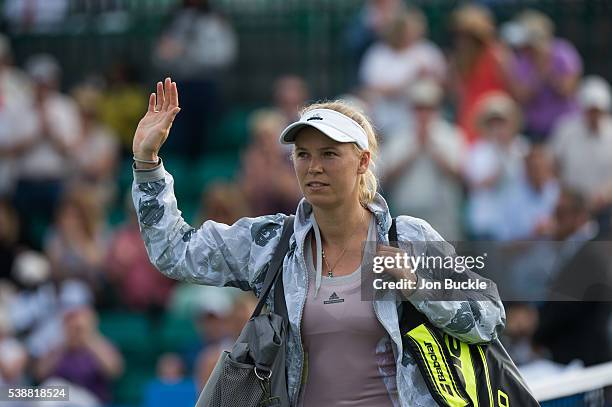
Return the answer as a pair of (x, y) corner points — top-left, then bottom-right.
(327, 270), (334, 278)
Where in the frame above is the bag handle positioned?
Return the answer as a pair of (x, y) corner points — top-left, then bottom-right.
(251, 215), (294, 319)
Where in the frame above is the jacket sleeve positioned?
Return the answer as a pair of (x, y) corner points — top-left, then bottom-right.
(397, 216), (506, 344)
(132, 160), (286, 292)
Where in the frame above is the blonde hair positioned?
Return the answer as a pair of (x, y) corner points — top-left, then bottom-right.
(296, 100), (379, 206)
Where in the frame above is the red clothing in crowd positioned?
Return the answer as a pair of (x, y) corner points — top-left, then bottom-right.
(456, 44), (507, 143)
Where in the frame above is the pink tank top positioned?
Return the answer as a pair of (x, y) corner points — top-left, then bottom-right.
(298, 216), (398, 406)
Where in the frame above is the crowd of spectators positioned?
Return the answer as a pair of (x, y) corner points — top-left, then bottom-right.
(0, 1), (611, 405)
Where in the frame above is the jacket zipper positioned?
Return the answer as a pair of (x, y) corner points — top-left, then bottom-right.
(293, 231), (310, 405)
(374, 222), (405, 406)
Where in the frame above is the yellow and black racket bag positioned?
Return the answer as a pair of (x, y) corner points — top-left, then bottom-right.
(389, 218), (540, 407)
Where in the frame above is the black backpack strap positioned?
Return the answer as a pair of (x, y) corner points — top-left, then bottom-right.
(388, 217), (398, 247)
(251, 215), (294, 319)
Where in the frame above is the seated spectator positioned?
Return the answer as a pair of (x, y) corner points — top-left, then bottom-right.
(0, 34), (35, 198)
(9, 250), (93, 361)
(0, 310), (28, 385)
(239, 109), (301, 216)
(3, 0), (69, 33)
(12, 54), (81, 249)
(153, 0), (237, 157)
(97, 62), (148, 156)
(272, 75), (309, 125)
(495, 145), (559, 241)
(193, 292), (256, 390)
(379, 80), (466, 240)
(344, 0), (405, 83)
(172, 286), (237, 372)
(465, 92), (529, 239)
(549, 76), (612, 234)
(195, 181), (251, 226)
(44, 185), (109, 293)
(533, 189), (612, 366)
(71, 84), (120, 207)
(449, 4), (507, 143)
(226, 292), (257, 341)
(8, 250), (63, 358)
(501, 302), (540, 366)
(143, 353), (197, 407)
(106, 194), (175, 311)
(359, 7), (446, 136)
(506, 10), (582, 141)
(34, 306), (123, 405)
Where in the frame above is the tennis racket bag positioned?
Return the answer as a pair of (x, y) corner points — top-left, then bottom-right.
(389, 218), (540, 407)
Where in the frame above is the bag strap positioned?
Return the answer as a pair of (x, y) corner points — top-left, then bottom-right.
(388, 217), (398, 247)
(388, 217), (428, 329)
(251, 215), (294, 319)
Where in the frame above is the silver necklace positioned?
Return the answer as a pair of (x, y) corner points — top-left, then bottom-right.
(321, 210), (366, 277)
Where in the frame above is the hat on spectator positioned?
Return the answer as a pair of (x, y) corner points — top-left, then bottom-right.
(500, 21), (529, 48)
(408, 79), (443, 107)
(12, 251), (51, 286)
(578, 76), (611, 111)
(194, 287), (235, 318)
(474, 92), (522, 132)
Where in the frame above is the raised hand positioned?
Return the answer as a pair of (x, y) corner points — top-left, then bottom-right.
(133, 77), (180, 166)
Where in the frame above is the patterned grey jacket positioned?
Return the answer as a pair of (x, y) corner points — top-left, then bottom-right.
(132, 161), (506, 407)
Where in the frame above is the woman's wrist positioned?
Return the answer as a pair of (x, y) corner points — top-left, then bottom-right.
(133, 152), (160, 169)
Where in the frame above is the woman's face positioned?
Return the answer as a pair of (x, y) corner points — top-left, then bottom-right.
(483, 116), (514, 144)
(293, 128), (369, 210)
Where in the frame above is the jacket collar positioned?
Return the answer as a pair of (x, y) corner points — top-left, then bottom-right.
(293, 192), (393, 249)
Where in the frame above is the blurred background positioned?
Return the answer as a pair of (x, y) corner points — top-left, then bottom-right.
(0, 0), (611, 406)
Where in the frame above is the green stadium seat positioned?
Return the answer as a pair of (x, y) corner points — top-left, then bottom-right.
(113, 369), (154, 406)
(158, 313), (199, 353)
(99, 311), (153, 353)
(209, 107), (253, 152)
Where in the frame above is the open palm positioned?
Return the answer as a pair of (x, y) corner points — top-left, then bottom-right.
(133, 77), (181, 160)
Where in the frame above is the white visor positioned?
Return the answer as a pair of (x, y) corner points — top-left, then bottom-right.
(279, 108), (368, 150)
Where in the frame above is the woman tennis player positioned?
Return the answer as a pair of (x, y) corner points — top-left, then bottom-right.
(132, 77), (505, 406)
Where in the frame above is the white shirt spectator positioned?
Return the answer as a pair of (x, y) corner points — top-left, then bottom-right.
(359, 40), (446, 135)
(154, 9), (237, 80)
(379, 117), (465, 240)
(0, 104), (37, 195)
(0, 67), (35, 195)
(550, 114), (612, 200)
(495, 176), (560, 241)
(0, 336), (27, 385)
(465, 136), (529, 238)
(3, 0), (68, 33)
(18, 93), (81, 180)
(74, 124), (118, 178)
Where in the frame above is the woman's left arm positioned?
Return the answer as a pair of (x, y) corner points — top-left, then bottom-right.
(397, 217), (506, 344)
